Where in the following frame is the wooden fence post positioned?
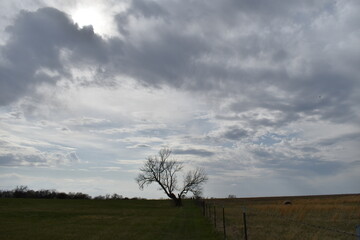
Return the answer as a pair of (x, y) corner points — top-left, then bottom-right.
(243, 207), (248, 240)
(214, 205), (217, 228)
(202, 201), (205, 216)
(209, 204), (211, 218)
(223, 206), (226, 240)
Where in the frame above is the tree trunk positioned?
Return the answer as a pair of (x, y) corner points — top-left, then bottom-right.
(174, 197), (182, 207)
(169, 193), (182, 207)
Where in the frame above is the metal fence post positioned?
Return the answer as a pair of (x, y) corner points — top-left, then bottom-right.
(356, 225), (360, 240)
(243, 207), (248, 240)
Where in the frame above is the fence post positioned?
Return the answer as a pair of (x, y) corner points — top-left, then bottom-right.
(202, 201), (205, 216)
(356, 225), (360, 240)
(223, 206), (226, 240)
(243, 207), (248, 240)
(208, 204), (211, 218)
(214, 205), (217, 228)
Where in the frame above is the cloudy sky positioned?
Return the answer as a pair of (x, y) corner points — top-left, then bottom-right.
(0, 0), (359, 198)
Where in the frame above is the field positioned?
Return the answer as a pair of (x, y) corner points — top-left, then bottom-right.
(0, 198), (220, 240)
(205, 194), (360, 240)
(1, 194), (359, 240)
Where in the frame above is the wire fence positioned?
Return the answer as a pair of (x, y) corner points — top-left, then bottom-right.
(200, 201), (360, 240)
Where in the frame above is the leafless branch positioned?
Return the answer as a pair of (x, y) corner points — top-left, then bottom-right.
(135, 148), (208, 206)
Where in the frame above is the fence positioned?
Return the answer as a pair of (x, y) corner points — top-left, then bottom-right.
(201, 201), (360, 240)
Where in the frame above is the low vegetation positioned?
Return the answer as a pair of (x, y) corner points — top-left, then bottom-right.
(0, 186), (137, 200)
(0, 186), (91, 200)
(205, 194), (360, 240)
(2, 186), (358, 239)
(0, 198), (220, 240)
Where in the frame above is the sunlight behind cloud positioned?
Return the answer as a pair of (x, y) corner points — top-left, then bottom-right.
(71, 7), (104, 30)
(70, 4), (121, 37)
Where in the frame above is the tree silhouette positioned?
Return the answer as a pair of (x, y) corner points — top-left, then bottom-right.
(136, 148), (208, 206)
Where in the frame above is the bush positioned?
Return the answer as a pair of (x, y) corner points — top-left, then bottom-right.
(0, 186), (130, 200)
(0, 186), (92, 200)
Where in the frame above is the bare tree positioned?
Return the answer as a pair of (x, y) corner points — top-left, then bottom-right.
(136, 148), (208, 206)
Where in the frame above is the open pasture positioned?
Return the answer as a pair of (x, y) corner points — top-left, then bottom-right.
(0, 198), (220, 240)
(206, 194), (360, 240)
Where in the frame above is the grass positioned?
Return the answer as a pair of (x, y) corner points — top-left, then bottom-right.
(206, 194), (360, 240)
(2, 194), (359, 240)
(0, 198), (221, 240)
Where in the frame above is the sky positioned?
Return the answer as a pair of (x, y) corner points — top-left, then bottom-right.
(0, 0), (359, 199)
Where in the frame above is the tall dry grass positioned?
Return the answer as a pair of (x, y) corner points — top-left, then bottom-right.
(206, 194), (360, 240)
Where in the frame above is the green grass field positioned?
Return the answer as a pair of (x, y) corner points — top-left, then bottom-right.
(0, 198), (220, 240)
(206, 194), (360, 240)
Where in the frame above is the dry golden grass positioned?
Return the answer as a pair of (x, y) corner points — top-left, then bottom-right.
(205, 194), (360, 240)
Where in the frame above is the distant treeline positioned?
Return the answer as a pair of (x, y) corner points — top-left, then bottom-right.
(0, 186), (143, 200)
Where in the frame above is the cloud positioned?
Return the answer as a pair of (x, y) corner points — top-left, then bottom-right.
(0, 1), (359, 197)
(319, 132), (360, 146)
(251, 148), (345, 176)
(0, 7), (109, 105)
(126, 144), (150, 149)
(0, 147), (79, 167)
(112, 0), (360, 126)
(173, 148), (214, 157)
(90, 122), (168, 135)
(65, 117), (110, 127)
(90, 166), (123, 172)
(2, 2), (359, 127)
(0, 151), (78, 167)
(0, 135), (80, 167)
(222, 127), (250, 140)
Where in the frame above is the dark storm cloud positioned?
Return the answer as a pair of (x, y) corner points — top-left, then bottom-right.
(115, 0), (168, 35)
(130, 0), (168, 19)
(0, 7), (109, 105)
(120, 32), (206, 88)
(1, 1), (359, 128)
(114, 2), (208, 87)
(112, 0), (359, 126)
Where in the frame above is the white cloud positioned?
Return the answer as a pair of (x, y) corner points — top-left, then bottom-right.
(0, 139), (79, 167)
